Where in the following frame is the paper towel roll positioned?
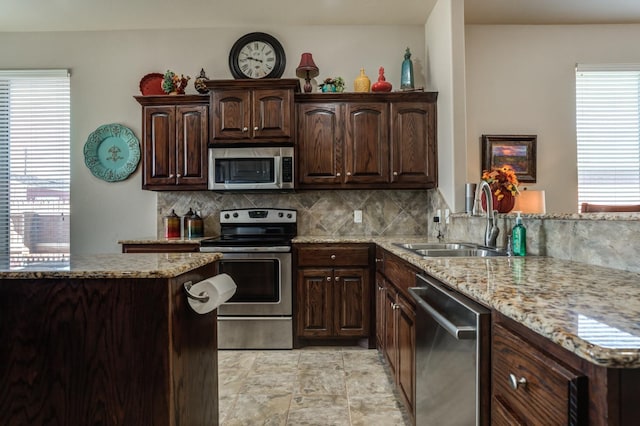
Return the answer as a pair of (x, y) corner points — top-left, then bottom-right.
(186, 273), (237, 315)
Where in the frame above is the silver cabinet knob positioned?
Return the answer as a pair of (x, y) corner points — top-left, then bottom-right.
(335, 276), (340, 281)
(254, 126), (259, 131)
(242, 127), (248, 132)
(393, 171), (398, 176)
(375, 258), (383, 263)
(169, 174), (174, 178)
(336, 172), (341, 177)
(346, 172), (352, 176)
(326, 276), (332, 281)
(330, 254), (336, 260)
(509, 373), (527, 390)
(176, 173), (182, 178)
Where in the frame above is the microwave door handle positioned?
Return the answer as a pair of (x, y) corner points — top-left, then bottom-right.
(274, 157), (281, 185)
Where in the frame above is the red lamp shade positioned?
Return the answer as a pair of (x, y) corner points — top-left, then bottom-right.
(296, 53), (319, 93)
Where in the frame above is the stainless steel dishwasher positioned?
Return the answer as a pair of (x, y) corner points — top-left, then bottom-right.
(409, 274), (490, 426)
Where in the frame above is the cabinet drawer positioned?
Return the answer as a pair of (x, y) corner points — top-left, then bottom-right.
(383, 252), (419, 296)
(296, 244), (370, 267)
(492, 323), (587, 425)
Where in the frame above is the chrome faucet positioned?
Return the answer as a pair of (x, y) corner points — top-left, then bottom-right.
(472, 180), (500, 248)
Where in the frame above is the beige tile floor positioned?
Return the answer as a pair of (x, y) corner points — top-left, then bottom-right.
(218, 347), (411, 426)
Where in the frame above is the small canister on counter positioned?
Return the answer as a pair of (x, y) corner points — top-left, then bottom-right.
(164, 209), (181, 238)
(185, 210), (204, 238)
(182, 208), (194, 237)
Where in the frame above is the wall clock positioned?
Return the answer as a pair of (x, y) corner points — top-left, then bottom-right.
(228, 32), (286, 79)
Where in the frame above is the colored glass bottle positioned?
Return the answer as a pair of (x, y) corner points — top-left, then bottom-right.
(401, 47), (414, 90)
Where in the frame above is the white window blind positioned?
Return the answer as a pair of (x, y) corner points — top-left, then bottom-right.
(0, 70), (70, 268)
(576, 64), (640, 211)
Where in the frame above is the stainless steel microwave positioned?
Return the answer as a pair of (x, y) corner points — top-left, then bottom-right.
(208, 146), (294, 191)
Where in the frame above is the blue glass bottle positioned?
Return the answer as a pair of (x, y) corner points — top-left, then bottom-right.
(401, 47), (414, 90)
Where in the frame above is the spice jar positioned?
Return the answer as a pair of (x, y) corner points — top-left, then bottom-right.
(163, 209), (180, 238)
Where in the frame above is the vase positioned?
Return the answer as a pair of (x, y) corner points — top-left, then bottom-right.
(371, 67), (392, 92)
(481, 191), (516, 213)
(194, 68), (209, 94)
(354, 68), (370, 92)
(322, 84), (336, 93)
(401, 47), (414, 90)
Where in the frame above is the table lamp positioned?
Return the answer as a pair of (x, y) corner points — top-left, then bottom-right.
(296, 53), (319, 93)
(513, 189), (546, 214)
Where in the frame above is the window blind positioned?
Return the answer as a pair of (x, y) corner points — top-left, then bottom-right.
(576, 64), (640, 211)
(0, 69), (70, 268)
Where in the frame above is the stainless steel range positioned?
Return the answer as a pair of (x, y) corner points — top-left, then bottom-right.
(199, 208), (296, 349)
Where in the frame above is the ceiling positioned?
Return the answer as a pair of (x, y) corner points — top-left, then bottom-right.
(2, 0), (640, 32)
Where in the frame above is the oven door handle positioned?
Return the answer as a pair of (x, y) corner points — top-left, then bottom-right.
(200, 246), (291, 253)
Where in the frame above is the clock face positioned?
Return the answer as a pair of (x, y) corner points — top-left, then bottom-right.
(229, 32), (286, 79)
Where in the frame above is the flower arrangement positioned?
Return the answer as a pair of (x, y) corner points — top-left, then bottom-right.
(162, 70), (190, 94)
(319, 77), (345, 93)
(481, 165), (520, 200)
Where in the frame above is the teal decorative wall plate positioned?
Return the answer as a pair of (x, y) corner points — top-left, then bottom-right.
(84, 123), (140, 182)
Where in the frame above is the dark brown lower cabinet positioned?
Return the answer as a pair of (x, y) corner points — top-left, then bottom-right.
(0, 263), (219, 425)
(121, 242), (201, 253)
(493, 312), (640, 425)
(376, 247), (417, 424)
(294, 243), (374, 347)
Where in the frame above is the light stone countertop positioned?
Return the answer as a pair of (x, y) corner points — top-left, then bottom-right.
(118, 236), (214, 245)
(294, 235), (640, 368)
(0, 252), (222, 279)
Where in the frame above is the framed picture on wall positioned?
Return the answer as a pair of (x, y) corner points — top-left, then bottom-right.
(481, 134), (537, 183)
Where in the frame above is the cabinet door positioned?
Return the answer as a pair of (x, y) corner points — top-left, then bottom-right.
(383, 285), (398, 376)
(211, 89), (251, 140)
(253, 88), (293, 139)
(296, 268), (333, 337)
(297, 103), (343, 185)
(396, 294), (416, 418)
(390, 101), (437, 186)
(375, 273), (386, 349)
(344, 102), (389, 184)
(143, 105), (177, 187)
(334, 267), (370, 337)
(175, 105), (208, 187)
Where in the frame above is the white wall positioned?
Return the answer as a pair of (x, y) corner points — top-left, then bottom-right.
(426, 0), (467, 213)
(465, 24), (640, 213)
(0, 26), (425, 253)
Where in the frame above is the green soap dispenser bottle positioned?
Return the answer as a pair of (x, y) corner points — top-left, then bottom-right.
(512, 211), (526, 256)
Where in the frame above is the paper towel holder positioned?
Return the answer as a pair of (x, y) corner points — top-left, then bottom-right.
(183, 281), (210, 303)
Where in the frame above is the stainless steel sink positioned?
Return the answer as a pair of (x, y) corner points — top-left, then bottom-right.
(394, 242), (508, 258)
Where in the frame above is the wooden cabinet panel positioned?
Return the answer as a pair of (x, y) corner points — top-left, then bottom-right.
(492, 322), (587, 425)
(375, 273), (386, 349)
(211, 89), (251, 140)
(396, 293), (415, 416)
(390, 101), (437, 186)
(296, 268), (333, 337)
(136, 95), (209, 190)
(335, 268), (370, 336)
(344, 102), (389, 184)
(253, 88), (294, 139)
(383, 283), (398, 375)
(297, 103), (342, 185)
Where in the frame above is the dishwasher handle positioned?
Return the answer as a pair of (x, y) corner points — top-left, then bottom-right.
(409, 287), (476, 340)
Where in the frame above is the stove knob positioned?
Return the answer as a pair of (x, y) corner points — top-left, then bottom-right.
(233, 212), (239, 218)
(224, 213), (230, 219)
(287, 213), (292, 219)
(279, 212), (284, 218)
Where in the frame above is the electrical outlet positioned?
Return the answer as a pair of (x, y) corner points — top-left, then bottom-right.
(436, 209), (442, 221)
(354, 210), (363, 223)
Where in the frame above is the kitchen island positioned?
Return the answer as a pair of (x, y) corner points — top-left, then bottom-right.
(0, 252), (221, 426)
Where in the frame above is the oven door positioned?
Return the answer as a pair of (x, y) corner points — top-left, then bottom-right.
(215, 251), (291, 316)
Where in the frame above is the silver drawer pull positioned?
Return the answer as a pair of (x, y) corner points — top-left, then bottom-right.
(509, 373), (527, 390)
(183, 280), (210, 303)
(330, 254), (336, 260)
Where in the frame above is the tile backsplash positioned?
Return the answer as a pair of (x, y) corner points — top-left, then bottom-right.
(158, 189), (443, 238)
